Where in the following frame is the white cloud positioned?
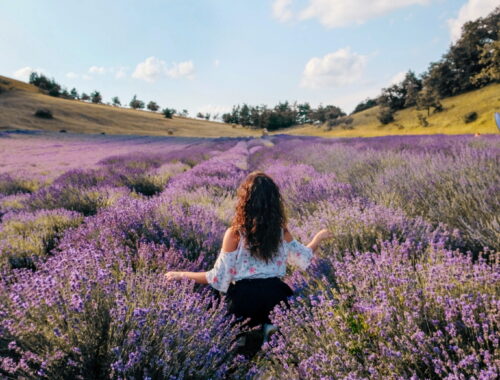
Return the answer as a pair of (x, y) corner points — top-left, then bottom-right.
(213, 59), (220, 68)
(12, 66), (44, 82)
(66, 72), (79, 79)
(301, 47), (367, 88)
(389, 71), (406, 85)
(273, 0), (431, 28)
(132, 56), (167, 82)
(273, 0), (293, 22)
(132, 57), (195, 82)
(447, 0), (498, 42)
(167, 61), (195, 80)
(88, 65), (106, 74)
(82, 74), (92, 81)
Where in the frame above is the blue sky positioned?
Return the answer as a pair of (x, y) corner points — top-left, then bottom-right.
(1, 0), (497, 115)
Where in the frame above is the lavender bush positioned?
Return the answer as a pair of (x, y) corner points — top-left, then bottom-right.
(0, 209), (83, 270)
(0, 132), (498, 379)
(260, 242), (499, 379)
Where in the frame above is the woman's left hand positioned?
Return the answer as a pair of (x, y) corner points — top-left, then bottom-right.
(165, 271), (185, 281)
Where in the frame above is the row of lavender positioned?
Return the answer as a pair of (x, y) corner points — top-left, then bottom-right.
(0, 134), (498, 379)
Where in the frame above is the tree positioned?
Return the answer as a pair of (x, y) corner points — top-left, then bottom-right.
(29, 72), (61, 97)
(204, 113), (211, 121)
(90, 91), (102, 104)
(416, 87), (443, 116)
(423, 7), (499, 97)
(147, 101), (160, 112)
(471, 40), (500, 85)
(70, 88), (79, 100)
(129, 95), (145, 109)
(323, 105), (345, 120)
(181, 109), (189, 117)
(422, 60), (455, 98)
(401, 71), (422, 108)
(379, 83), (407, 111)
(112, 96), (121, 107)
(297, 103), (312, 124)
(196, 112), (204, 119)
(239, 104), (251, 126)
(81, 93), (90, 101)
(61, 88), (71, 99)
(162, 108), (175, 118)
(352, 98), (377, 114)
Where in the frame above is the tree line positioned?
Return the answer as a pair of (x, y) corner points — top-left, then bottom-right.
(26, 7), (498, 129)
(353, 7), (499, 124)
(221, 102), (345, 130)
(221, 7), (498, 129)
(28, 72), (184, 119)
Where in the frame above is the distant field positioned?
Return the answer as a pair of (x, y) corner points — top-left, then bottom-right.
(0, 76), (259, 138)
(288, 83), (500, 137)
(1, 75), (499, 138)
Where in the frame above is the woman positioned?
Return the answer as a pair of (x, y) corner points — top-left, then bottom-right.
(165, 171), (332, 328)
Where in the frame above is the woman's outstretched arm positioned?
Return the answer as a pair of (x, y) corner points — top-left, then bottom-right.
(284, 227), (332, 253)
(165, 227), (239, 284)
(165, 271), (208, 283)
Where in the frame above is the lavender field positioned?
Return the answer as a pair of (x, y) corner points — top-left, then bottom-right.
(0, 131), (499, 379)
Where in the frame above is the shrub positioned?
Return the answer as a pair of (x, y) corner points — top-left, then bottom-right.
(0, 193), (30, 219)
(0, 265), (242, 379)
(259, 243), (499, 379)
(26, 185), (128, 216)
(377, 107), (394, 124)
(34, 108), (53, 119)
(0, 174), (42, 195)
(0, 209), (83, 270)
(464, 111), (478, 123)
(292, 197), (461, 256)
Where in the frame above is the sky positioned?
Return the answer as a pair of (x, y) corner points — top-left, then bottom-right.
(1, 0), (498, 116)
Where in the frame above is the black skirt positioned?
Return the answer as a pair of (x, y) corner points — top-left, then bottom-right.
(226, 277), (294, 327)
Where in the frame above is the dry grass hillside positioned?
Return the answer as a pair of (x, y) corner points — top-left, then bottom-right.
(288, 83), (500, 137)
(1, 75), (499, 138)
(0, 76), (259, 138)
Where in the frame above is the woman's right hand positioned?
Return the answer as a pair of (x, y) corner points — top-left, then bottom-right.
(307, 229), (333, 253)
(315, 229), (333, 243)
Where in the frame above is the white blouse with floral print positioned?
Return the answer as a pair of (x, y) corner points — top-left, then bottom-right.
(205, 231), (313, 293)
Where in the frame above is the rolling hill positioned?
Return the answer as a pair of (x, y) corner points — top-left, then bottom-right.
(0, 75), (259, 138)
(288, 83), (500, 137)
(1, 75), (499, 138)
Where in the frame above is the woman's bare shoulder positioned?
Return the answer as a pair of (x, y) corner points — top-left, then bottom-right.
(221, 227), (240, 253)
(283, 225), (294, 243)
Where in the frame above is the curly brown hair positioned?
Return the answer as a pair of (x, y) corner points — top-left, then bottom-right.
(232, 171), (287, 262)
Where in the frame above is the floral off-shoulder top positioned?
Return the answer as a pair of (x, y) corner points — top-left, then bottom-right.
(205, 230), (313, 293)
